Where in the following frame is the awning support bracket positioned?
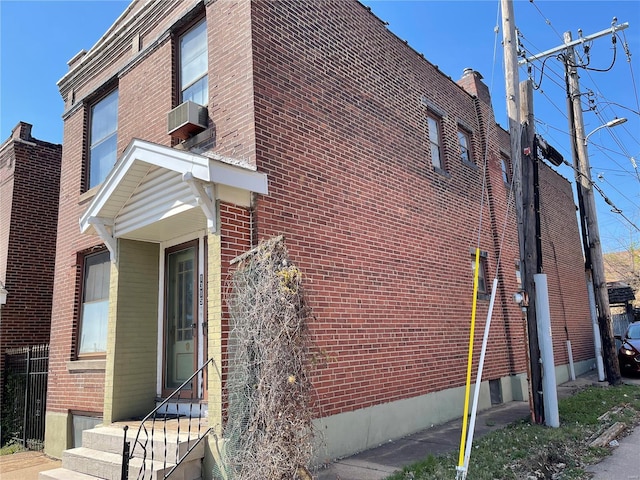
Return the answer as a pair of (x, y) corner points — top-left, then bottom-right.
(183, 172), (217, 233)
(88, 217), (117, 263)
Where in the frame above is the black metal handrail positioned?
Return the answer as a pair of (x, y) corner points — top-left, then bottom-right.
(121, 358), (214, 480)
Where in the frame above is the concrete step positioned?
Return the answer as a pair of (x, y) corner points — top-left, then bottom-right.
(39, 467), (100, 480)
(40, 462), (202, 480)
(63, 446), (177, 480)
(82, 426), (206, 463)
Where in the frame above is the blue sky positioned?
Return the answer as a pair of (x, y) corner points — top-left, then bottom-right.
(1, 0), (638, 255)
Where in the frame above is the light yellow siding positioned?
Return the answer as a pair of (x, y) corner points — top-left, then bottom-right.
(104, 239), (159, 423)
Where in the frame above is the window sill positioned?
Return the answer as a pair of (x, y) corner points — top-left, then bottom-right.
(462, 159), (478, 170)
(79, 185), (100, 205)
(433, 166), (451, 178)
(67, 358), (106, 373)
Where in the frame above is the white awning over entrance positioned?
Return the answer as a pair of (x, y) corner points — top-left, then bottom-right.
(80, 139), (268, 261)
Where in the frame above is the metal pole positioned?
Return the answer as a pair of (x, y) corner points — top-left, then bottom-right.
(22, 346), (32, 448)
(587, 279), (606, 381)
(462, 278), (499, 478)
(121, 425), (130, 480)
(534, 274), (559, 427)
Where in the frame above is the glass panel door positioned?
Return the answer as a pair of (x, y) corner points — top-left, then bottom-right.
(164, 243), (198, 393)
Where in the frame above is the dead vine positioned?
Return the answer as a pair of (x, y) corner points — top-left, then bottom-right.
(215, 236), (314, 480)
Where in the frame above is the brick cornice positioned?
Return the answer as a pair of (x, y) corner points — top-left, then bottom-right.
(58, 0), (201, 104)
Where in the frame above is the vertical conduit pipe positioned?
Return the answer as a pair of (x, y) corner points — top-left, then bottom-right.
(534, 274), (559, 427)
(462, 277), (499, 478)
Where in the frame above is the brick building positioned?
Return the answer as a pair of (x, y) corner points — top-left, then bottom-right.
(0, 122), (61, 392)
(43, 1), (594, 477)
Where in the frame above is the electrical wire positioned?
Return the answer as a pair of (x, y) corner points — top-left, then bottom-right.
(596, 172), (640, 212)
(559, 156), (640, 232)
(621, 30), (640, 116)
(528, 0), (563, 42)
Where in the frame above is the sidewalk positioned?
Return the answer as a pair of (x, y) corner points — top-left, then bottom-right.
(1, 372), (638, 480)
(0, 450), (61, 480)
(587, 426), (640, 480)
(314, 371), (640, 480)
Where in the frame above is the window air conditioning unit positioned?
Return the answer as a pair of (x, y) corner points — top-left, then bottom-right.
(167, 101), (208, 140)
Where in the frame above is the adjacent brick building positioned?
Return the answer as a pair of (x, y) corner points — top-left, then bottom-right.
(0, 122), (61, 392)
(43, 0), (594, 476)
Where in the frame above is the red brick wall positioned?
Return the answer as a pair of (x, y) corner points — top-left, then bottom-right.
(0, 123), (61, 390)
(250, 0), (527, 416)
(47, 0), (593, 424)
(539, 164), (594, 364)
(250, 0), (591, 417)
(47, 109), (107, 414)
(47, 0), (258, 416)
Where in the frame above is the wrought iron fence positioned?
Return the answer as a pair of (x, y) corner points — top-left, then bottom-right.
(1, 344), (49, 450)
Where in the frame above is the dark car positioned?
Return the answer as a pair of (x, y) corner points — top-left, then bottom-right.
(616, 321), (640, 374)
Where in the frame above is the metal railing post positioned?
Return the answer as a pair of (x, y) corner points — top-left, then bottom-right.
(121, 425), (130, 480)
(22, 347), (32, 448)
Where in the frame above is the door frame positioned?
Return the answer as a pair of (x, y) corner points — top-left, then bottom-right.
(157, 232), (206, 399)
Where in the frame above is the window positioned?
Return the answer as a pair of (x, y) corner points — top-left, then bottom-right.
(458, 129), (472, 163)
(427, 114), (443, 169)
(501, 155), (511, 184)
(89, 89), (118, 189)
(79, 250), (110, 355)
(471, 252), (488, 295)
(180, 20), (208, 106)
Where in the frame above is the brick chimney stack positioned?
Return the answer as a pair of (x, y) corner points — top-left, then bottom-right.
(11, 122), (33, 141)
(457, 68), (492, 105)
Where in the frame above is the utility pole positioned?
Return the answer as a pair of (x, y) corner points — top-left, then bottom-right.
(501, 0), (544, 424)
(521, 80), (559, 426)
(564, 31), (622, 386)
(519, 79), (545, 424)
(519, 22), (628, 387)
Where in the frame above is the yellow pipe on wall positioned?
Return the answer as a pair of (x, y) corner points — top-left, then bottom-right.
(457, 247), (481, 470)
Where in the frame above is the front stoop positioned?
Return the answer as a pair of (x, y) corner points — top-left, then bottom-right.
(39, 426), (204, 480)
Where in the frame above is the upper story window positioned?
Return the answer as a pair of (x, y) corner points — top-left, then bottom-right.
(458, 128), (472, 164)
(427, 114), (443, 169)
(79, 249), (111, 356)
(180, 20), (208, 106)
(501, 155), (511, 184)
(89, 89), (118, 189)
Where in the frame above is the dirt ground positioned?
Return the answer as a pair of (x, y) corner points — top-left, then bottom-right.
(0, 450), (61, 480)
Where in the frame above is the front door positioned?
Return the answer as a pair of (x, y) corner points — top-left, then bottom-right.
(163, 241), (198, 396)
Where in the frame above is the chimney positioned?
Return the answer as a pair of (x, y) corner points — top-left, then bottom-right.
(11, 122), (33, 141)
(457, 68), (491, 105)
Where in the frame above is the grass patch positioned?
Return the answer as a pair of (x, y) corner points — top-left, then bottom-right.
(0, 441), (24, 456)
(386, 384), (640, 480)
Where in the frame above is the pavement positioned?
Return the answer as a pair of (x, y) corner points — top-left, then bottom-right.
(0, 450), (61, 480)
(1, 371), (638, 480)
(313, 371), (640, 480)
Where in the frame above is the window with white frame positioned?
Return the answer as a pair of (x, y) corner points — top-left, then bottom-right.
(501, 155), (511, 184)
(180, 20), (208, 106)
(78, 250), (110, 355)
(458, 128), (472, 164)
(427, 114), (443, 169)
(89, 89), (118, 189)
